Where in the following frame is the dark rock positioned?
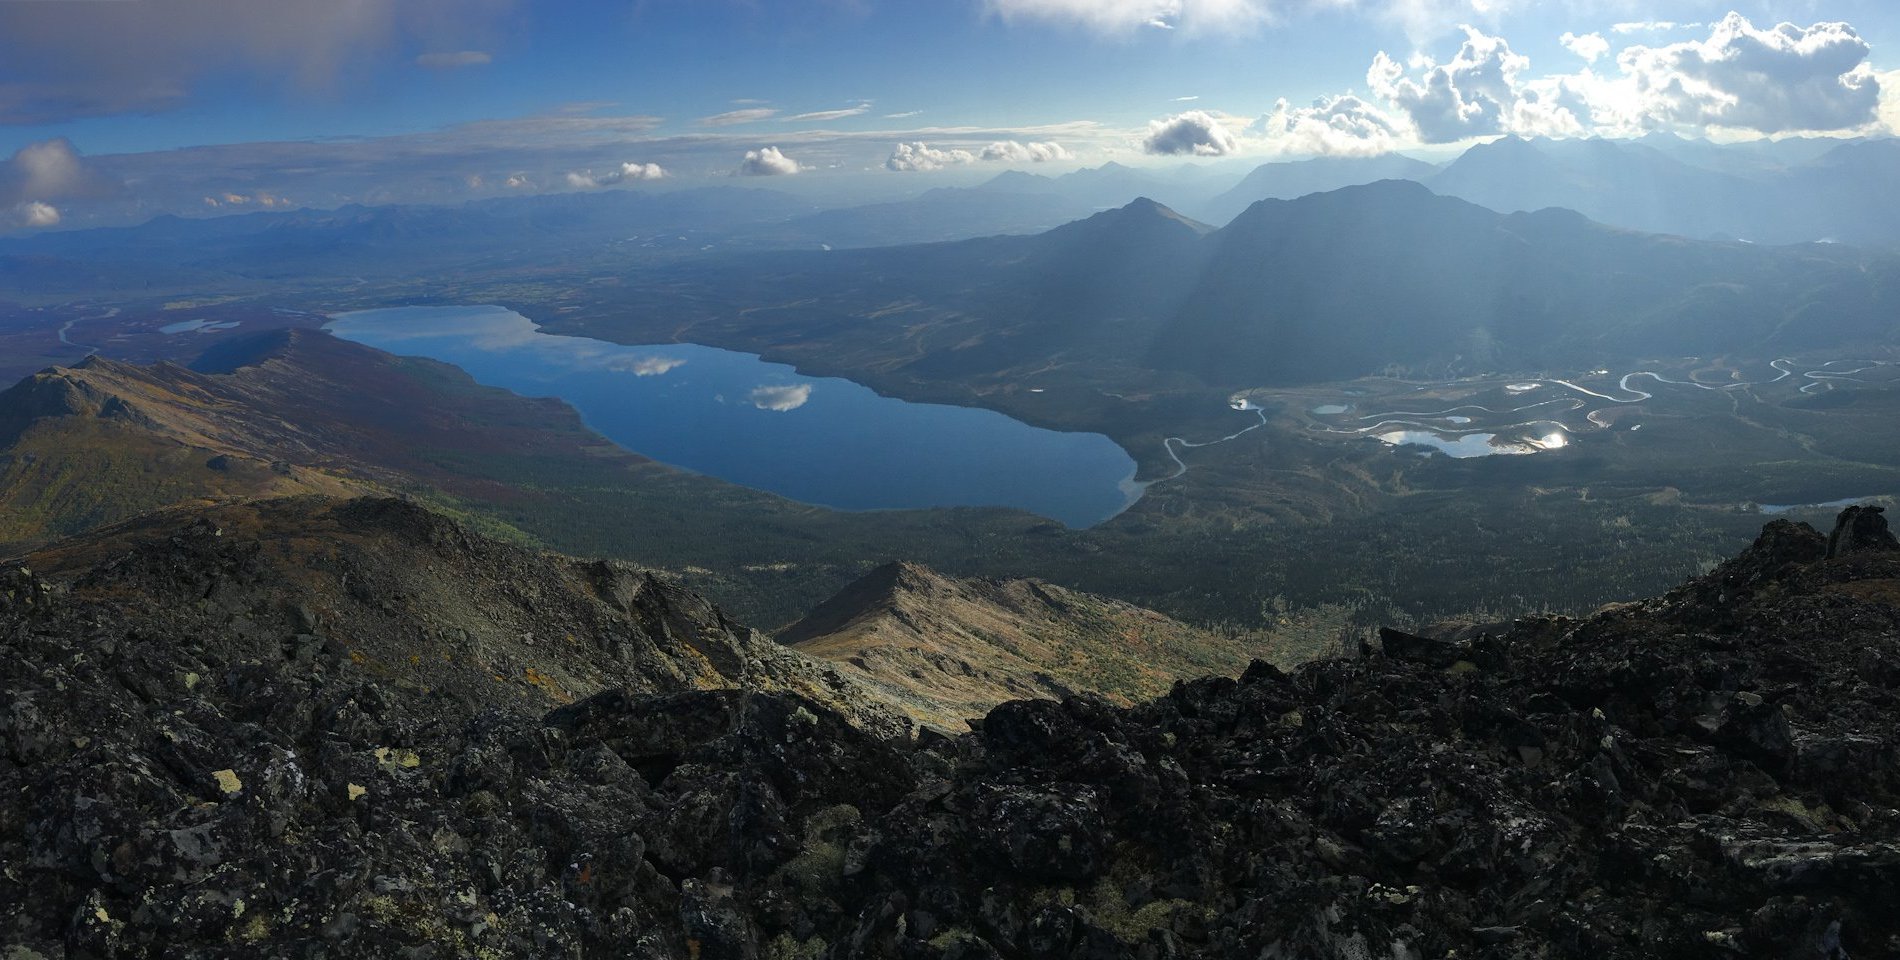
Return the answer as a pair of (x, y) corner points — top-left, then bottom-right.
(3, 498), (1900, 959)
(1377, 627), (1461, 668)
(1827, 504), (1899, 558)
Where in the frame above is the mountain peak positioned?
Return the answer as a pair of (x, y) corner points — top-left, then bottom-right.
(1045, 196), (1212, 242)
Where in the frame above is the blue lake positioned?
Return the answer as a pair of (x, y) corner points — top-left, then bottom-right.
(325, 305), (1140, 527)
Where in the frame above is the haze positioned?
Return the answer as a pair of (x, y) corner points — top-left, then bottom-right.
(3, 1), (1898, 228)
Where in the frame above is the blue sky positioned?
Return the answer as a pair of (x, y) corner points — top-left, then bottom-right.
(1, 1), (1897, 227)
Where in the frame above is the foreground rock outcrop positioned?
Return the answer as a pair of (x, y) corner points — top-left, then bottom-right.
(2, 499), (1898, 958)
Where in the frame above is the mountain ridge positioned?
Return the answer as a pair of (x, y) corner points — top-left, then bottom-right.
(1, 492), (1896, 956)
(778, 559), (1278, 731)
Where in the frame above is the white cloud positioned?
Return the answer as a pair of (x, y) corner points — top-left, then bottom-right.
(1253, 94), (1404, 157)
(748, 384), (812, 412)
(1368, 26), (1537, 144)
(505, 174), (533, 189)
(736, 146), (801, 176)
(886, 142), (976, 172)
(1560, 32), (1609, 64)
(979, 140), (1071, 162)
(788, 102), (872, 122)
(0, 138), (117, 205)
(13, 201), (60, 228)
(1611, 13), (1882, 136)
(701, 108), (778, 127)
(981, 0), (1270, 34)
(1294, 14), (1884, 149)
(887, 139), (1072, 170)
(884, 110), (923, 119)
(1142, 110), (1238, 156)
(200, 190), (291, 208)
(416, 50), (492, 69)
(1881, 70), (1900, 136)
(1612, 21), (1698, 35)
(565, 161), (667, 188)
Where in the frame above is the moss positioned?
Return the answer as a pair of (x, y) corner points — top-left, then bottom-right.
(765, 933), (827, 960)
(927, 927), (980, 949)
(770, 804), (862, 895)
(1083, 875), (1207, 945)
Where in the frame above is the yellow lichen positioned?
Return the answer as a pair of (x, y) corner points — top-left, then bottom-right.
(374, 746), (422, 772)
(347, 783), (368, 801)
(212, 768), (243, 795)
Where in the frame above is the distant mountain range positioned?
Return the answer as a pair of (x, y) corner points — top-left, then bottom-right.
(617, 180), (1900, 391)
(7, 136), (1899, 297)
(1153, 180), (1900, 384)
(1204, 135), (1900, 248)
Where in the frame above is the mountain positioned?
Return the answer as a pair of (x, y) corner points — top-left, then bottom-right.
(1428, 135), (1900, 247)
(778, 187), (1095, 248)
(970, 161), (1218, 214)
(2, 489), (1896, 956)
(778, 560), (1274, 731)
(1151, 180), (1900, 385)
(0, 330), (1072, 629)
(1197, 153), (1440, 225)
(0, 187), (821, 295)
(623, 185), (1900, 396)
(1429, 136), (1762, 240)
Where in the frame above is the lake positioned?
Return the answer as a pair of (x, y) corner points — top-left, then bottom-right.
(325, 305), (1140, 527)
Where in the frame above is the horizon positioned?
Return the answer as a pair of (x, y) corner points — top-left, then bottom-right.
(1, 2), (1897, 231)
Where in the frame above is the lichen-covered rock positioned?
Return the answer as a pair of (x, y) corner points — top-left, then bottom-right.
(2, 500), (1898, 958)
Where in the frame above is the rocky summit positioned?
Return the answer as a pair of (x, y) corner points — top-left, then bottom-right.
(3, 498), (1899, 959)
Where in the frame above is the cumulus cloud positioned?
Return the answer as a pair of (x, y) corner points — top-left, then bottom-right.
(1611, 13), (1881, 135)
(1286, 14), (1882, 150)
(12, 201), (59, 228)
(1368, 26), (1534, 143)
(748, 384), (812, 412)
(886, 142), (976, 172)
(787, 102), (872, 122)
(0, 138), (115, 204)
(700, 108), (778, 127)
(416, 50), (492, 68)
(979, 140), (1071, 162)
(1142, 110), (1238, 156)
(981, 0), (1269, 34)
(565, 161), (667, 188)
(1560, 32), (1609, 63)
(201, 191), (291, 209)
(736, 147), (801, 177)
(887, 140), (1072, 171)
(1253, 94), (1404, 157)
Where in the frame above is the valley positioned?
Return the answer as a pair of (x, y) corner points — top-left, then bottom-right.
(2, 171), (1897, 648)
(9, 5), (1900, 957)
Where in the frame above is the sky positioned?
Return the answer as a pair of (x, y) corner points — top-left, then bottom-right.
(1, 0), (1897, 229)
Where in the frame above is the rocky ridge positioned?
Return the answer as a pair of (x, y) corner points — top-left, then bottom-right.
(1, 500), (1897, 958)
(779, 561), (1273, 732)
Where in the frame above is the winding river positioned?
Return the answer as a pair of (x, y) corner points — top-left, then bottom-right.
(1297, 356), (1897, 458)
